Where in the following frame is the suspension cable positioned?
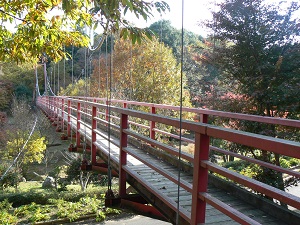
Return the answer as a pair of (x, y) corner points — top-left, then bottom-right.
(89, 51), (92, 96)
(57, 61), (60, 94)
(70, 52), (74, 142)
(63, 46), (66, 90)
(72, 46), (74, 85)
(88, 23), (109, 52)
(176, 0), (185, 224)
(43, 62), (55, 96)
(83, 47), (88, 158)
(53, 63), (56, 95)
(98, 46), (101, 92)
(159, 14), (163, 94)
(129, 41), (133, 100)
(107, 35), (113, 191)
(35, 65), (41, 97)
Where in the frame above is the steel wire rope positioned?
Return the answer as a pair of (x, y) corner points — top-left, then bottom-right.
(49, 67), (52, 95)
(35, 65), (41, 97)
(129, 41), (133, 100)
(70, 49), (74, 143)
(88, 22), (109, 52)
(82, 47), (88, 161)
(88, 33), (107, 52)
(43, 62), (55, 96)
(72, 46), (74, 85)
(106, 35), (113, 192)
(57, 61), (60, 95)
(98, 46), (101, 92)
(176, 0), (185, 224)
(63, 46), (66, 90)
(47, 73), (55, 96)
(157, 14), (163, 104)
(89, 50), (93, 96)
(53, 62), (56, 94)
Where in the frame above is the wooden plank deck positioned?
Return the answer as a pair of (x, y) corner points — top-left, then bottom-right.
(35, 102), (298, 225)
(61, 115), (291, 225)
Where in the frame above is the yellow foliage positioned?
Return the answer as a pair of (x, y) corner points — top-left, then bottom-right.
(6, 132), (47, 164)
(91, 37), (192, 109)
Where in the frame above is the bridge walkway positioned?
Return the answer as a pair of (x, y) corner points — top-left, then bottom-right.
(66, 113), (287, 225)
(37, 96), (300, 225)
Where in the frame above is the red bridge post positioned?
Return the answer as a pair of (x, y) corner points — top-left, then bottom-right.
(119, 113), (128, 198)
(91, 104), (97, 165)
(51, 97), (55, 118)
(191, 114), (209, 224)
(76, 102), (81, 147)
(48, 96), (51, 117)
(105, 100), (109, 122)
(67, 100), (71, 137)
(61, 98), (65, 130)
(54, 97), (60, 126)
(55, 97), (58, 117)
(150, 106), (156, 141)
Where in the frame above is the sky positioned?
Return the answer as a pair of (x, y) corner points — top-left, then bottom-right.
(4, 0), (213, 37)
(6, 0), (298, 38)
(127, 0), (214, 37)
(127, 0), (299, 37)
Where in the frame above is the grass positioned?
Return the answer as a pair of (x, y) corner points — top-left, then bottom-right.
(0, 181), (42, 194)
(0, 181), (113, 195)
(0, 182), (121, 224)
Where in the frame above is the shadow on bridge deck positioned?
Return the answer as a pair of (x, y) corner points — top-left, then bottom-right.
(68, 119), (295, 225)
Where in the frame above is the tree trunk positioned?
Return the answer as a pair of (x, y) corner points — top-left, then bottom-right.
(80, 171), (92, 192)
(80, 171), (86, 192)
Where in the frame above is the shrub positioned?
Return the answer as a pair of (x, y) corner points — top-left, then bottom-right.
(13, 202), (38, 217)
(0, 186), (107, 207)
(79, 196), (102, 213)
(0, 199), (12, 211)
(14, 202), (51, 223)
(221, 160), (250, 172)
(56, 199), (81, 222)
(96, 210), (106, 222)
(0, 211), (18, 225)
(28, 206), (51, 223)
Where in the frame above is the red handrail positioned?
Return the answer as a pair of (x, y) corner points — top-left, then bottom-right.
(37, 96), (300, 225)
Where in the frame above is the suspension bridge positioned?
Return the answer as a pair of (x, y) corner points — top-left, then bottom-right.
(35, 95), (300, 225)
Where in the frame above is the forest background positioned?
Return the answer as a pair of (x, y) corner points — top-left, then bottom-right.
(0, 0), (299, 205)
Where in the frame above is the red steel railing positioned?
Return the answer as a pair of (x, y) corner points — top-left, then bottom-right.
(37, 96), (300, 225)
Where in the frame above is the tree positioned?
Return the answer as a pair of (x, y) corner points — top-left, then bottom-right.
(0, 0), (169, 63)
(0, 62), (45, 102)
(58, 79), (90, 96)
(0, 80), (13, 112)
(0, 163), (20, 190)
(0, 98), (47, 187)
(149, 20), (223, 107)
(5, 132), (46, 165)
(205, 0), (300, 117)
(91, 37), (192, 108)
(88, 36), (193, 137)
(202, 0), (300, 194)
(66, 157), (97, 192)
(149, 20), (203, 59)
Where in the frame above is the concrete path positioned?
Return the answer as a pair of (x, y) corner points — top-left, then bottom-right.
(70, 213), (171, 225)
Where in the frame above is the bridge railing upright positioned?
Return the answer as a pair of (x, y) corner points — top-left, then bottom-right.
(37, 96), (300, 225)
